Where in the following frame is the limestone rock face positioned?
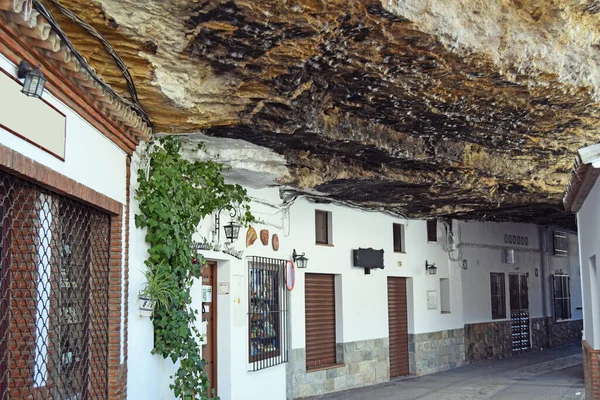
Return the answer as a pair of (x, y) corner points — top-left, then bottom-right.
(50, 0), (600, 226)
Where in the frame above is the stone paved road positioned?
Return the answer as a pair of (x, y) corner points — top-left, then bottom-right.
(309, 344), (584, 400)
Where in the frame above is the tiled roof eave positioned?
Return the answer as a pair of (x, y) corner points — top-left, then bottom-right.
(0, 0), (152, 141)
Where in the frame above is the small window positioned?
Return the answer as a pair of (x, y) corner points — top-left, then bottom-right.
(426, 220), (437, 242)
(315, 210), (332, 245)
(552, 274), (571, 321)
(248, 257), (288, 370)
(393, 223), (405, 253)
(440, 278), (451, 313)
(490, 273), (506, 319)
(553, 231), (568, 257)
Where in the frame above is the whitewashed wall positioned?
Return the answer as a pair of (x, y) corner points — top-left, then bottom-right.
(127, 154), (582, 400)
(458, 220), (582, 324)
(0, 54), (127, 205)
(577, 178), (600, 349)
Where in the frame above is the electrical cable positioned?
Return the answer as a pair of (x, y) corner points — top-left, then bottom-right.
(32, 0), (152, 129)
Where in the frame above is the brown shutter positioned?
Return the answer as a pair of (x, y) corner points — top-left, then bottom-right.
(305, 273), (336, 370)
(388, 277), (409, 378)
(427, 220), (437, 242)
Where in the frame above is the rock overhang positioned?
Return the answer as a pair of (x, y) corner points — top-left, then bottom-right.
(38, 0), (600, 228)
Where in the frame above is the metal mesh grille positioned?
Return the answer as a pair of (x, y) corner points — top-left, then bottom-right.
(0, 170), (110, 399)
(248, 257), (288, 371)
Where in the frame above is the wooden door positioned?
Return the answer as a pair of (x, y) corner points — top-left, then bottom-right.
(305, 273), (336, 370)
(509, 274), (530, 353)
(388, 277), (409, 378)
(201, 261), (217, 396)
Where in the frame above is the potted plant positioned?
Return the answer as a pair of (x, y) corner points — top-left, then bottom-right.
(138, 268), (176, 317)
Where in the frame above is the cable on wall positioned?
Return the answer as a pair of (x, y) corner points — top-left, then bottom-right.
(33, 0), (152, 129)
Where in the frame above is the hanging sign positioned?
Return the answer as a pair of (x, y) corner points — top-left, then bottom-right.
(285, 260), (296, 291)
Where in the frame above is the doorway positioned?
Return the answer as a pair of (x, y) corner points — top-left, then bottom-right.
(509, 273), (530, 353)
(387, 277), (409, 378)
(201, 261), (218, 396)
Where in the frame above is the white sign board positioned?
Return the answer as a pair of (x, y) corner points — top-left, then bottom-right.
(0, 68), (66, 159)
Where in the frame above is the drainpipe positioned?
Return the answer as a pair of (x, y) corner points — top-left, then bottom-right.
(539, 225), (550, 348)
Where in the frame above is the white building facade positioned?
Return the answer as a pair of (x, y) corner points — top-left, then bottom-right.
(564, 143), (600, 400)
(127, 148), (583, 399)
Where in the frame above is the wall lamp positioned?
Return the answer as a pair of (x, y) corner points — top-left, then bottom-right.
(292, 249), (309, 269)
(18, 60), (46, 99)
(425, 260), (437, 275)
(214, 207), (241, 243)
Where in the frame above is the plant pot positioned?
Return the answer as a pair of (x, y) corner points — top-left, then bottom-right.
(138, 296), (156, 317)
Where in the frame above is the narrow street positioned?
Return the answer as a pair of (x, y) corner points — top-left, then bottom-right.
(310, 344), (584, 400)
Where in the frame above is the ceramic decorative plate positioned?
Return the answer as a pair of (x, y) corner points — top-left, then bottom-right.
(246, 227), (257, 247)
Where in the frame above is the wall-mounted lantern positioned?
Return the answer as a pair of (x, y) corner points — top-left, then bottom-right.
(425, 260), (437, 275)
(292, 249), (308, 269)
(214, 207), (241, 243)
(17, 60), (46, 99)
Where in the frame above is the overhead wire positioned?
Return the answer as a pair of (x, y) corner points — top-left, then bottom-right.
(32, 0), (152, 129)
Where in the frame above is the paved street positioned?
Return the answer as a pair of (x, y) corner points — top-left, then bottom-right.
(310, 344), (584, 400)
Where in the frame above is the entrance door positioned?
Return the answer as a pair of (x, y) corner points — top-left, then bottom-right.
(387, 277), (409, 378)
(509, 274), (530, 353)
(201, 261), (217, 396)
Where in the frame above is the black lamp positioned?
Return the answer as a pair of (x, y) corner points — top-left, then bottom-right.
(425, 260), (437, 275)
(18, 60), (46, 99)
(292, 249), (308, 269)
(214, 207), (241, 243)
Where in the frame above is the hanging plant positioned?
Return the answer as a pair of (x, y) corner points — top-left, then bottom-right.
(135, 136), (253, 399)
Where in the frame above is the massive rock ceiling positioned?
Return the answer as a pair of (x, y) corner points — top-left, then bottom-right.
(49, 0), (600, 227)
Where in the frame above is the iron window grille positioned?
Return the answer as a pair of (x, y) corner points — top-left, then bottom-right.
(553, 231), (568, 257)
(248, 257), (288, 371)
(0, 170), (110, 399)
(552, 274), (571, 321)
(490, 272), (506, 320)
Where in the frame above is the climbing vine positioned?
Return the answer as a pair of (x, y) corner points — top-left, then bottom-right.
(135, 136), (253, 399)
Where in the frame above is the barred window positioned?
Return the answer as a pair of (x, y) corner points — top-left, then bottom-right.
(553, 231), (568, 256)
(0, 171), (110, 399)
(552, 274), (571, 321)
(490, 273), (506, 319)
(248, 257), (288, 371)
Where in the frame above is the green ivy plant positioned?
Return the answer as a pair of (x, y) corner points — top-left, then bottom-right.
(135, 136), (253, 399)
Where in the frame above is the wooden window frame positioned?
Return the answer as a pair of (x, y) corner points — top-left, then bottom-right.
(426, 220), (437, 243)
(552, 274), (571, 321)
(315, 210), (331, 245)
(553, 231), (568, 257)
(393, 223), (405, 253)
(490, 272), (506, 320)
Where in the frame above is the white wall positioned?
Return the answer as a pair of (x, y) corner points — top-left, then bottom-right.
(458, 220), (582, 325)
(126, 150), (583, 400)
(577, 177), (600, 349)
(0, 54), (127, 205)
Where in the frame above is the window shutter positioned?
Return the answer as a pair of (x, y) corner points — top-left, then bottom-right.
(427, 220), (437, 242)
(305, 274), (336, 370)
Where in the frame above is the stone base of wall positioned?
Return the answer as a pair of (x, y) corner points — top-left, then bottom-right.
(530, 317), (583, 351)
(408, 328), (465, 375)
(583, 340), (600, 400)
(464, 321), (512, 363)
(531, 317), (549, 351)
(547, 318), (583, 348)
(289, 338), (389, 399)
